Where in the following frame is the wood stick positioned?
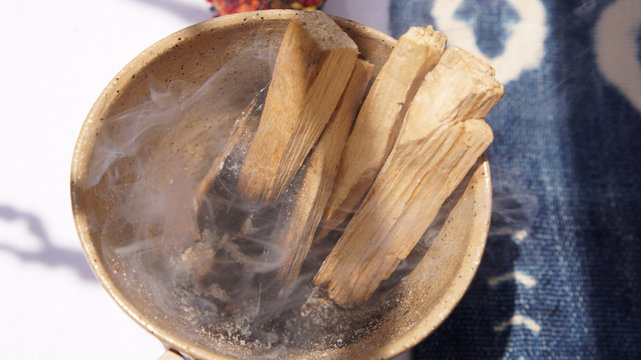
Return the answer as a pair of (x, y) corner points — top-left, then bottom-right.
(195, 90), (265, 203)
(193, 89), (266, 234)
(181, 91), (266, 278)
(274, 60), (374, 293)
(237, 11), (358, 203)
(317, 26), (446, 240)
(314, 47), (504, 305)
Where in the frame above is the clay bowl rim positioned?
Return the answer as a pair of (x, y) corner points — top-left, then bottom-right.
(70, 9), (491, 360)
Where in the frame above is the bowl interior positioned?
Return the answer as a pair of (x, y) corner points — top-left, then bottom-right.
(71, 10), (491, 360)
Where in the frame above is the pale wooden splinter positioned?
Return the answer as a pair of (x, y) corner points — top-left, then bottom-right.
(274, 60), (374, 295)
(317, 26), (446, 240)
(314, 47), (505, 305)
(237, 11), (358, 203)
(194, 90), (265, 215)
(188, 91), (265, 272)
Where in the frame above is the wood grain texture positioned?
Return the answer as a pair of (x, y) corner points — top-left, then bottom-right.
(314, 47), (504, 305)
(274, 60), (374, 294)
(237, 11), (358, 203)
(318, 26), (446, 240)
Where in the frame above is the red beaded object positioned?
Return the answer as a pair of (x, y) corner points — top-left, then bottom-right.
(207, 0), (324, 16)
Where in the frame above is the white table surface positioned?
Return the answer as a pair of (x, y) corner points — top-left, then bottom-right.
(0, 0), (404, 359)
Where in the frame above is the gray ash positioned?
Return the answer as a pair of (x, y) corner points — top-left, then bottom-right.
(171, 264), (403, 352)
(169, 212), (404, 353)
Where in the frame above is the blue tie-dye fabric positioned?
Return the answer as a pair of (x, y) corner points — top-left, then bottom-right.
(389, 0), (641, 358)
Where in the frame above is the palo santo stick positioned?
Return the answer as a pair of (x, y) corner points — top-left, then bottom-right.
(275, 60), (374, 293)
(317, 26), (446, 239)
(237, 11), (358, 203)
(314, 47), (504, 304)
(193, 89), (266, 232)
(252, 61), (373, 327)
(195, 90), (265, 202)
(182, 93), (265, 279)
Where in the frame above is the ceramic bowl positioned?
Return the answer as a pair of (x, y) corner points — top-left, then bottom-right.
(71, 10), (491, 360)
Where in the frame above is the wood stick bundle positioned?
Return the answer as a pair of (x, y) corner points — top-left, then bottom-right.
(248, 61), (374, 326)
(273, 60), (374, 294)
(192, 13), (505, 309)
(190, 13), (369, 308)
(314, 47), (504, 304)
(192, 11), (359, 282)
(317, 26), (446, 240)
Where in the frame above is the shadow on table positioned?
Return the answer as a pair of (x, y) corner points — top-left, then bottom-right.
(0, 204), (96, 282)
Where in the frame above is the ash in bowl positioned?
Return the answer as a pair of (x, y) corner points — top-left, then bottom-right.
(82, 32), (421, 357)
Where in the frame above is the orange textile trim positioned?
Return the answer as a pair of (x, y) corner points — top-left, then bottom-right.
(207, 0), (324, 16)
